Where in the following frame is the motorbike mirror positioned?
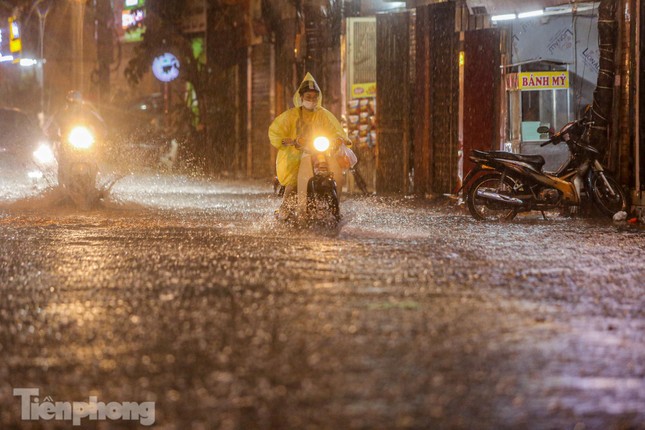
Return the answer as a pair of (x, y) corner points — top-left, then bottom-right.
(536, 126), (550, 134)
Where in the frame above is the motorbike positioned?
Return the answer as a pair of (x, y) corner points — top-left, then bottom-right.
(280, 134), (347, 226)
(461, 111), (628, 221)
(55, 123), (100, 209)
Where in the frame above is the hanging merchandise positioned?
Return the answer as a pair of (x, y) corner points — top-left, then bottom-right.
(346, 97), (376, 149)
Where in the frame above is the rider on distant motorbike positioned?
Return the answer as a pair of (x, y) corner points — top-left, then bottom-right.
(46, 91), (107, 142)
(45, 91), (107, 184)
(268, 73), (350, 221)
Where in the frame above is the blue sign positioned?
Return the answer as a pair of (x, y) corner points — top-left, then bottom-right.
(152, 53), (180, 82)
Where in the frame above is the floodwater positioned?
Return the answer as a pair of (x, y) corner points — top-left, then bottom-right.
(0, 168), (643, 429)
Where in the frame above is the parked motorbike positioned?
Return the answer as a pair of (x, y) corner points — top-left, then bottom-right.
(281, 135), (346, 226)
(55, 123), (99, 209)
(461, 111), (628, 221)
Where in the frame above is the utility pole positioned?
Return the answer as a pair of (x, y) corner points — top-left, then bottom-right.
(94, 0), (114, 109)
(33, 0), (51, 124)
(69, 0), (83, 91)
(589, 0), (619, 155)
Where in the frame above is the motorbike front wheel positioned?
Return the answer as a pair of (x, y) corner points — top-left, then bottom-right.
(467, 173), (519, 221)
(590, 173), (628, 217)
(68, 179), (97, 210)
(307, 192), (340, 227)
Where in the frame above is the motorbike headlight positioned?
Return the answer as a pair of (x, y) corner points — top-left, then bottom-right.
(33, 142), (55, 164)
(68, 126), (95, 149)
(313, 136), (330, 152)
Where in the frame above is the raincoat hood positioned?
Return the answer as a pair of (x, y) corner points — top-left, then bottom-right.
(293, 73), (323, 108)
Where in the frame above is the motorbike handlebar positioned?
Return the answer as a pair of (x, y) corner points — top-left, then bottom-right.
(281, 138), (302, 149)
(540, 135), (560, 147)
(538, 118), (594, 147)
(282, 136), (345, 152)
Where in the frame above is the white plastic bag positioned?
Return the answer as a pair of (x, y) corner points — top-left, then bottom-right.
(336, 143), (358, 169)
(612, 211), (628, 222)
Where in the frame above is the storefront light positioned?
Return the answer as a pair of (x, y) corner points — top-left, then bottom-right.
(543, 4), (595, 17)
(518, 10), (544, 19)
(544, 6), (572, 15)
(0, 55), (14, 63)
(20, 58), (37, 67)
(491, 14), (516, 22)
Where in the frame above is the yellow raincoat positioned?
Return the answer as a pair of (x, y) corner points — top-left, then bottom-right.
(268, 73), (349, 187)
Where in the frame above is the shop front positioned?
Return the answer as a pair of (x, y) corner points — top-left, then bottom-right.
(345, 16), (378, 192)
(502, 5), (600, 173)
(506, 63), (573, 172)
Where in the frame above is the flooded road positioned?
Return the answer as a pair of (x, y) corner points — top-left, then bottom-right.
(1, 173), (643, 429)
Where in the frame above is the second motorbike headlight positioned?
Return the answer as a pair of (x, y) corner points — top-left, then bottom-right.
(33, 142), (55, 164)
(68, 126), (95, 150)
(313, 136), (330, 152)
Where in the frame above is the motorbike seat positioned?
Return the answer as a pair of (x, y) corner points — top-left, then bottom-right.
(473, 150), (545, 170)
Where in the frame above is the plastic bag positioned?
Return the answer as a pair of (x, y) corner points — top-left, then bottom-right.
(336, 143), (358, 169)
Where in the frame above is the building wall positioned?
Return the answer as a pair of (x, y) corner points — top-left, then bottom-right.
(634, 1), (645, 194)
(413, 2), (459, 195)
(462, 29), (501, 174)
(248, 43), (274, 178)
(512, 13), (599, 110)
(375, 11), (412, 193)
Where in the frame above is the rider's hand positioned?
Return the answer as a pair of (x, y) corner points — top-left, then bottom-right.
(282, 138), (303, 150)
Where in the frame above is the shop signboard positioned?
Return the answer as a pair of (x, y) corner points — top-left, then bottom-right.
(347, 17), (377, 100)
(518, 71), (568, 90)
(505, 73), (518, 91)
(121, 0), (146, 43)
(351, 82), (376, 99)
(0, 28), (6, 56)
(8, 17), (21, 54)
(507, 71), (569, 91)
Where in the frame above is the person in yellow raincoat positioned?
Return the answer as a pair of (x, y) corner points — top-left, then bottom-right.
(268, 73), (350, 220)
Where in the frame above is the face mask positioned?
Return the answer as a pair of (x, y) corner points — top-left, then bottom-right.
(302, 100), (316, 111)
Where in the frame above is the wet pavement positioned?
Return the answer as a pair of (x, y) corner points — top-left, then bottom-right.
(0, 171), (643, 429)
